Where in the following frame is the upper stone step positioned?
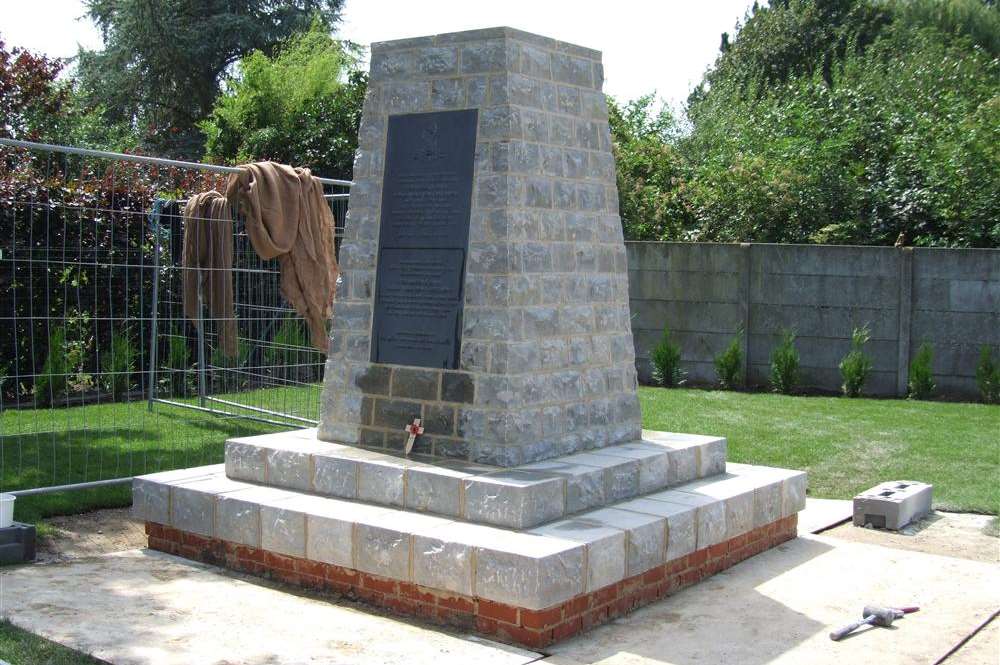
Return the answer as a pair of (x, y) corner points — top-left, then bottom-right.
(132, 460), (806, 611)
(223, 428), (727, 529)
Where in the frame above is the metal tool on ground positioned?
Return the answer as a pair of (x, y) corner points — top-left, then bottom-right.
(829, 605), (920, 641)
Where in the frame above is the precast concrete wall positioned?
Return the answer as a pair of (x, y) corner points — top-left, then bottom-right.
(627, 242), (1000, 398)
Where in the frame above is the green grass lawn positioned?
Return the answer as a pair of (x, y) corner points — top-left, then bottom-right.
(640, 387), (1000, 514)
(2, 384), (321, 527)
(0, 621), (103, 665)
(2, 384), (997, 528)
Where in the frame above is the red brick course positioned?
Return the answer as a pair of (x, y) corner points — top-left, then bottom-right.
(146, 514), (798, 650)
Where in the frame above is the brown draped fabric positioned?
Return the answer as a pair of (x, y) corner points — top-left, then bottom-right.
(181, 191), (237, 357)
(225, 162), (339, 352)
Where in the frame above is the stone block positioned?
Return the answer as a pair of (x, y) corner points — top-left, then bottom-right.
(783, 470), (808, 517)
(618, 497), (696, 561)
(464, 470), (565, 528)
(312, 452), (359, 499)
(299, 497), (383, 568)
(411, 522), (475, 595)
(170, 476), (246, 538)
(589, 443), (669, 493)
(357, 457), (407, 508)
(465, 523), (586, 609)
(519, 459), (605, 513)
(225, 441), (266, 484)
(132, 477), (170, 525)
(565, 452), (639, 502)
(680, 476), (755, 540)
(581, 507), (665, 576)
(266, 447), (312, 492)
(354, 511), (451, 580)
(530, 518), (626, 592)
(641, 431), (704, 485)
(647, 489), (726, 549)
(215, 490), (263, 547)
(405, 464), (470, 517)
(260, 503), (307, 558)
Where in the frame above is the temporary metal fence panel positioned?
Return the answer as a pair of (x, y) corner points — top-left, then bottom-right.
(0, 138), (349, 496)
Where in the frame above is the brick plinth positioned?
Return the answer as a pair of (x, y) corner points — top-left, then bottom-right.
(146, 514), (797, 649)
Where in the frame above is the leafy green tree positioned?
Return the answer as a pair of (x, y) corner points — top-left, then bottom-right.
(76, 0), (345, 158)
(201, 24), (365, 180)
(607, 95), (693, 240)
(0, 36), (69, 140)
(611, 0), (1000, 248)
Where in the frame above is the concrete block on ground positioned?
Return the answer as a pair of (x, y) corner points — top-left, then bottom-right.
(853, 481), (932, 530)
(529, 518), (626, 592)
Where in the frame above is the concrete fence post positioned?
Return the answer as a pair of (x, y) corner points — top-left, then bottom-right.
(896, 247), (914, 396)
(740, 242), (752, 386)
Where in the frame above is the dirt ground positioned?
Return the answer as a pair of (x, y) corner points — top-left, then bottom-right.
(35, 507), (146, 563)
(822, 511), (999, 564)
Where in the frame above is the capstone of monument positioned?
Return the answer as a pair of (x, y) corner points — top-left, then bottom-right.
(133, 27), (807, 650)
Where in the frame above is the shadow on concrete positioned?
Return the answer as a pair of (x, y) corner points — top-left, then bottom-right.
(550, 536), (835, 665)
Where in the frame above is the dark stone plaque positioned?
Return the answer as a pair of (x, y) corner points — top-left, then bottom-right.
(371, 109), (478, 369)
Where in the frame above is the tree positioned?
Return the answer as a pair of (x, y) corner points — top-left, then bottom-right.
(201, 24), (365, 180)
(611, 0), (1000, 248)
(607, 95), (693, 240)
(76, 0), (345, 158)
(0, 36), (69, 140)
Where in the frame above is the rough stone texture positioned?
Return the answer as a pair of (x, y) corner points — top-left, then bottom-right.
(628, 242), (1000, 398)
(529, 518), (626, 592)
(618, 497), (697, 561)
(318, 27), (642, 465)
(582, 507), (665, 577)
(464, 470), (565, 528)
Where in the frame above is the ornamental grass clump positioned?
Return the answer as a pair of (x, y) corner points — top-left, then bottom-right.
(975, 345), (1000, 404)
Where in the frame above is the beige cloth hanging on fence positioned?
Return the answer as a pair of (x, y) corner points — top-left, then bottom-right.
(181, 191), (238, 357)
(225, 162), (339, 352)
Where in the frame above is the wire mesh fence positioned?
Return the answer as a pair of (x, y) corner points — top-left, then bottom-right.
(0, 139), (348, 497)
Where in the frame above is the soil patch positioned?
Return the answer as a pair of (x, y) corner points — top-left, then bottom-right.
(823, 511), (999, 563)
(35, 508), (146, 563)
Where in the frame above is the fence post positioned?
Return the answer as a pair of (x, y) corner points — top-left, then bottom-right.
(147, 199), (163, 412)
(740, 242), (752, 386)
(196, 277), (208, 408)
(896, 247), (914, 396)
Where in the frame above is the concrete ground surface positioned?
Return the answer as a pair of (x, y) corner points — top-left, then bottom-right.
(0, 501), (996, 665)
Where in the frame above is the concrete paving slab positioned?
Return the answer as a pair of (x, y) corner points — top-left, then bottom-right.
(798, 498), (853, 534)
(548, 533), (1000, 665)
(0, 550), (540, 665)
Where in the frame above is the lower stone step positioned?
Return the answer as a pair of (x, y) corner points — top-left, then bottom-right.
(133, 461), (805, 626)
(223, 428), (729, 529)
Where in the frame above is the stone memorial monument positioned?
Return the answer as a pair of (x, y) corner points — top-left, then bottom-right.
(134, 27), (806, 649)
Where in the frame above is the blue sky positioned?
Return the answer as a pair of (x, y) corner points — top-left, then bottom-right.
(5, 0), (755, 107)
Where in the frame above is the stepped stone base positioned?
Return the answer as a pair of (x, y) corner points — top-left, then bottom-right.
(146, 514), (797, 650)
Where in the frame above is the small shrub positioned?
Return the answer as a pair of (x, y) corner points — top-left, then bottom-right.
(166, 329), (191, 396)
(839, 324), (873, 397)
(975, 345), (1000, 404)
(908, 342), (936, 399)
(770, 329), (800, 394)
(102, 329), (137, 398)
(35, 327), (69, 403)
(714, 329), (744, 389)
(266, 316), (312, 381)
(650, 326), (685, 387)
